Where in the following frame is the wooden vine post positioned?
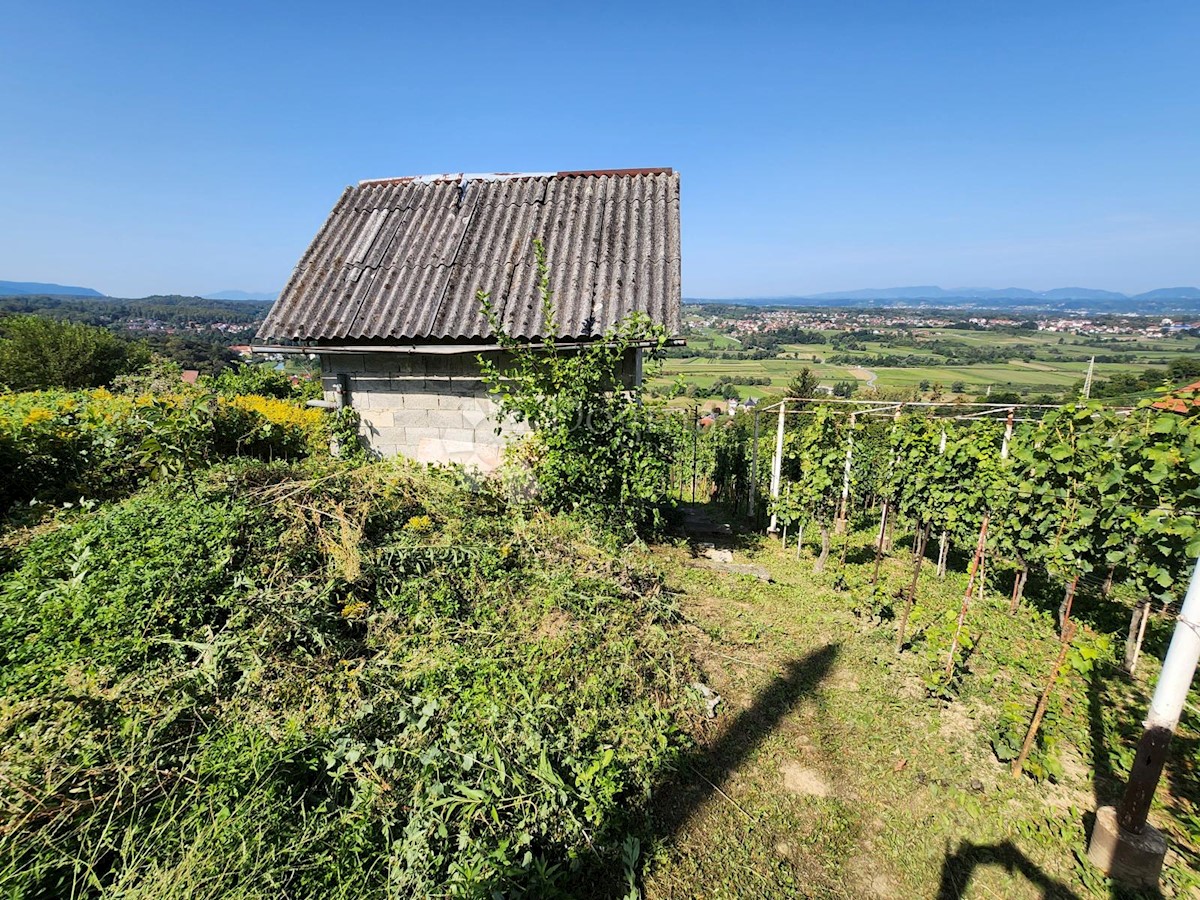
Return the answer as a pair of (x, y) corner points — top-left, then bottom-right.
(1125, 600), (1151, 674)
(980, 411), (1011, 607)
(691, 403), (699, 504)
(1011, 620), (1077, 776)
(1009, 566), (1029, 613)
(1059, 572), (1080, 632)
(945, 513), (990, 678)
(895, 520), (931, 652)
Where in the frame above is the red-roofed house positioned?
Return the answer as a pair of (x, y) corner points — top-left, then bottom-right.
(1152, 381), (1200, 414)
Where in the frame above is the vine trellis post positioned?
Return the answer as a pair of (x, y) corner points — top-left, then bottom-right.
(946, 513), (991, 677)
(768, 400), (786, 533)
(936, 427), (949, 578)
(873, 405), (904, 570)
(1087, 554), (1200, 883)
(749, 408), (759, 517)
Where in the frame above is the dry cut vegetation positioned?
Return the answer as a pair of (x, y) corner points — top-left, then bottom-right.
(0, 460), (698, 899)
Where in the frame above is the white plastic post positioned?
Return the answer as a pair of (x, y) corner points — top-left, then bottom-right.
(749, 408), (760, 516)
(1144, 560), (1200, 736)
(768, 401), (786, 532)
(1116, 555), (1200, 832)
(840, 413), (856, 507)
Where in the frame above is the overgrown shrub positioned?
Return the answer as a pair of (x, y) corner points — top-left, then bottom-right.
(0, 461), (690, 897)
(0, 315), (150, 390)
(478, 240), (679, 538)
(214, 395), (326, 460)
(206, 362), (322, 402)
(0, 388), (330, 513)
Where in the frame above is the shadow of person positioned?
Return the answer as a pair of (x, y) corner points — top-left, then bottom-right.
(935, 839), (1081, 899)
(646, 643), (840, 849)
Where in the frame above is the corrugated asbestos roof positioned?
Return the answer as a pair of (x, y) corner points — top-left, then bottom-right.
(258, 168), (681, 342)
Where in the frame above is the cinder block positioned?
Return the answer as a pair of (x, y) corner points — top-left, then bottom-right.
(337, 354), (367, 374)
(356, 407), (390, 427)
(424, 356), (456, 376)
(373, 425), (405, 443)
(427, 409), (468, 428)
(473, 425), (504, 444)
(397, 356), (427, 376)
(391, 409), (431, 428)
(445, 378), (485, 396)
(421, 373), (453, 390)
(357, 391), (400, 412)
(460, 409), (490, 428)
(440, 427), (476, 443)
(363, 354), (393, 375)
(400, 391), (441, 410)
(403, 426), (442, 442)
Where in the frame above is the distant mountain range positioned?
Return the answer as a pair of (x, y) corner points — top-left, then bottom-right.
(687, 285), (1200, 313)
(203, 290), (278, 302)
(0, 282), (281, 303)
(800, 286), (1199, 303)
(4, 278), (1198, 315)
(0, 280), (105, 298)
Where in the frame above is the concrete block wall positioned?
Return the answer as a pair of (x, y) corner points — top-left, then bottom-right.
(320, 350), (526, 471)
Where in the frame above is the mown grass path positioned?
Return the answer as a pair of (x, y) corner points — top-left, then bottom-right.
(638, 503), (1195, 899)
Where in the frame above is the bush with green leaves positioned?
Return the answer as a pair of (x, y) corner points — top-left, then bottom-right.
(0, 387), (331, 514)
(478, 240), (678, 538)
(0, 460), (691, 897)
(205, 362), (322, 402)
(0, 315), (150, 390)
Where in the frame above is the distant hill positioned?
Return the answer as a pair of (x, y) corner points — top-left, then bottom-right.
(0, 280), (104, 298)
(1132, 287), (1200, 301)
(1038, 287), (1128, 301)
(685, 285), (1200, 314)
(801, 285), (1167, 302)
(203, 290), (278, 302)
(0, 294), (271, 327)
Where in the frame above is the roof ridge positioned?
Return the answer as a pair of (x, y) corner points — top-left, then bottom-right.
(357, 168), (673, 186)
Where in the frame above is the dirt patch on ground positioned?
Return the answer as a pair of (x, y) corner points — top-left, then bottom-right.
(849, 856), (898, 899)
(535, 609), (572, 639)
(780, 760), (831, 798)
(938, 700), (977, 739)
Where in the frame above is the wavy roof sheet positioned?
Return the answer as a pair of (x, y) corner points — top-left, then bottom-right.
(258, 168), (681, 342)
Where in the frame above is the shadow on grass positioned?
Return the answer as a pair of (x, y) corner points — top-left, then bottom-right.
(1087, 664), (1123, 809)
(675, 501), (767, 554)
(643, 643), (840, 856)
(935, 839), (1081, 899)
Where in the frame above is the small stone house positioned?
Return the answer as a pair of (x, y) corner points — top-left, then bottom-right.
(257, 169), (682, 470)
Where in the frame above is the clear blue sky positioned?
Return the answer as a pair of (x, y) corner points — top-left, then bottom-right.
(2, 0), (1196, 298)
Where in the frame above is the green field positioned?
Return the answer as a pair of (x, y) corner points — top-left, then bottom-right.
(652, 324), (1200, 401)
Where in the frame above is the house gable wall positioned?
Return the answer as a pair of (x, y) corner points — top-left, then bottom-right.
(321, 346), (640, 471)
(321, 351), (524, 471)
